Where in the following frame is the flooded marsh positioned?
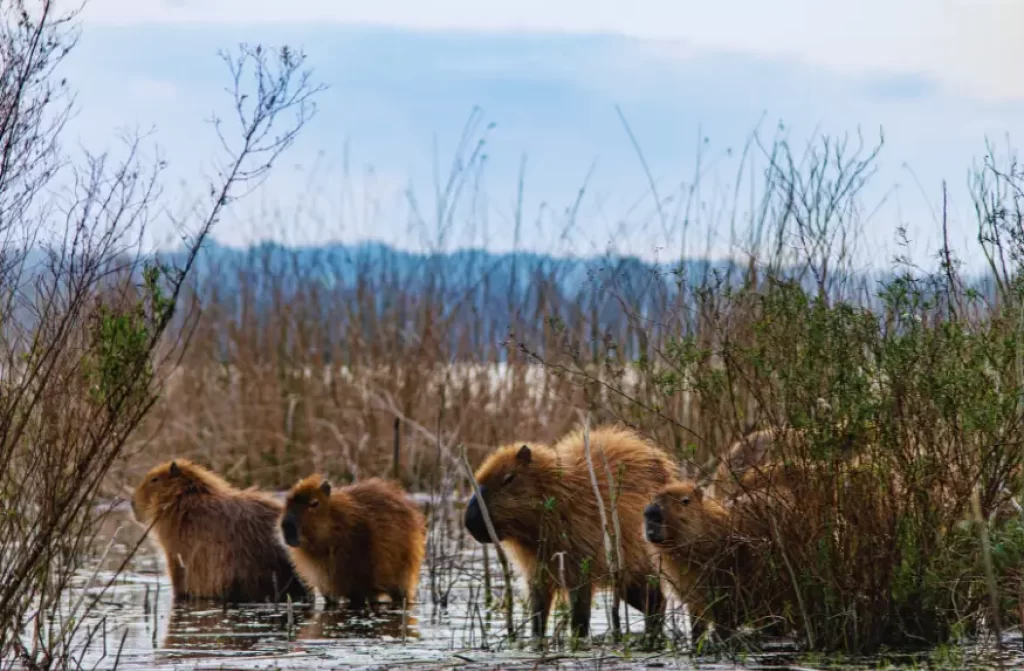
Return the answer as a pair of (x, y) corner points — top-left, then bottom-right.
(46, 501), (1017, 671)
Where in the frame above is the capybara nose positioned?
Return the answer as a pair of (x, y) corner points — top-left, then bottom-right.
(643, 503), (665, 544)
(281, 515), (301, 548)
(463, 490), (494, 544)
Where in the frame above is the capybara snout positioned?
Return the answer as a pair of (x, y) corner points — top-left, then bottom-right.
(643, 502), (665, 544)
(463, 490), (493, 543)
(280, 512), (301, 548)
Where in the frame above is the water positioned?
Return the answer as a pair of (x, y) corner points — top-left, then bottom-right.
(56, 504), (1018, 670)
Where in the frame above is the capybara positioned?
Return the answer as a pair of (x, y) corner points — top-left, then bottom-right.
(709, 427), (807, 500)
(464, 425), (678, 642)
(131, 459), (309, 604)
(643, 479), (794, 641)
(280, 475), (426, 608)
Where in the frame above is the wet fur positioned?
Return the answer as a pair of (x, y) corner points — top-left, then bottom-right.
(132, 459), (309, 604)
(465, 425), (678, 641)
(281, 475), (426, 608)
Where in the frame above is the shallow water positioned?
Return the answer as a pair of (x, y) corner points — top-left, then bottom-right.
(55, 503), (1021, 670)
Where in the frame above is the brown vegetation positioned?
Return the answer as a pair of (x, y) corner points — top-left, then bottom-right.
(281, 475), (427, 608)
(0, 2), (323, 664)
(131, 459), (310, 603)
(464, 425), (678, 641)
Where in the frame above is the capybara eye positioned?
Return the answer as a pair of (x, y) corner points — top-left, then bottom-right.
(309, 499), (319, 509)
(502, 472), (516, 486)
(150, 477), (159, 483)
(681, 496), (690, 505)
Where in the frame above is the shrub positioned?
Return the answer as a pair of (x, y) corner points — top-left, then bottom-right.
(0, 3), (322, 666)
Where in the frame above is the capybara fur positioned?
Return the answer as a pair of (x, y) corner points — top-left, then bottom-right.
(281, 475), (426, 608)
(644, 480), (798, 641)
(464, 425), (678, 642)
(710, 427), (807, 500)
(131, 459), (309, 604)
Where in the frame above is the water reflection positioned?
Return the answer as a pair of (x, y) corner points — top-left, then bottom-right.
(161, 603), (314, 654)
(296, 605), (420, 642)
(158, 601), (420, 659)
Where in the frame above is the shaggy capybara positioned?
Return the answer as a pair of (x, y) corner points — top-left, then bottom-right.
(643, 479), (795, 641)
(464, 425), (678, 642)
(280, 475), (426, 608)
(131, 459), (309, 604)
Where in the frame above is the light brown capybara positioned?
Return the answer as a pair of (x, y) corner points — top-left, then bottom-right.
(464, 425), (678, 642)
(280, 475), (426, 609)
(131, 459), (309, 604)
(643, 479), (795, 641)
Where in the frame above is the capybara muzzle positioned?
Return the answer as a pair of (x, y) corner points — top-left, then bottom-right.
(463, 489), (495, 544)
(281, 513), (301, 548)
(643, 502), (666, 544)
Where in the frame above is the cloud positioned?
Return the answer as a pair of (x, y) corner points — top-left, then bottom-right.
(73, 0), (1024, 103)
(51, 22), (1024, 270)
(859, 73), (939, 102)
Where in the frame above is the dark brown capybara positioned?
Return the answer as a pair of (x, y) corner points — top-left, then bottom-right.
(131, 459), (309, 604)
(280, 475), (426, 609)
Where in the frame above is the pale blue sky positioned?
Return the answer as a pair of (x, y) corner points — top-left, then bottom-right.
(54, 0), (1024, 270)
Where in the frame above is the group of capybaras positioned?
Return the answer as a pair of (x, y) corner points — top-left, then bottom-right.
(131, 423), (797, 647)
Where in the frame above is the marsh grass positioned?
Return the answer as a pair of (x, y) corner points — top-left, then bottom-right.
(103, 118), (1024, 659)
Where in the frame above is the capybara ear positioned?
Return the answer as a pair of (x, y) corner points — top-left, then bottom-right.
(515, 444), (532, 467)
(320, 480), (332, 496)
(169, 461), (181, 477)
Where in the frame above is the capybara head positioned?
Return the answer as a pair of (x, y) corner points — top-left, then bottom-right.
(281, 474), (333, 548)
(644, 480), (712, 546)
(132, 459), (222, 524)
(464, 442), (549, 544)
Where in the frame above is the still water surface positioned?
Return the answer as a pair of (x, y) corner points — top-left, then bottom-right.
(65, 503), (1017, 670)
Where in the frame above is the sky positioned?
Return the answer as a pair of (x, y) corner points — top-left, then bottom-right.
(48, 0), (1024, 270)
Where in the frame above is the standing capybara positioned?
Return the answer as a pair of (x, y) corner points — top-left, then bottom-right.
(131, 459), (309, 604)
(280, 475), (426, 608)
(464, 425), (678, 642)
(643, 479), (794, 641)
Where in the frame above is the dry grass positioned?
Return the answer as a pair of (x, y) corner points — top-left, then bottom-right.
(100, 127), (1024, 657)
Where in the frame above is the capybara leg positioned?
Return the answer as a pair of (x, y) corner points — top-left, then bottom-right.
(625, 580), (665, 649)
(280, 575), (309, 603)
(689, 605), (709, 648)
(347, 592), (370, 610)
(568, 584), (593, 641)
(323, 594), (340, 609)
(165, 551), (187, 599)
(610, 595), (621, 641)
(386, 588), (408, 608)
(528, 583), (554, 640)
